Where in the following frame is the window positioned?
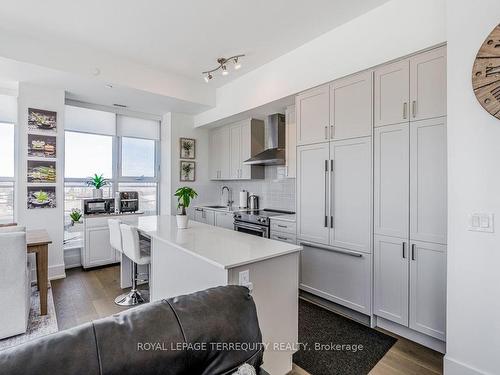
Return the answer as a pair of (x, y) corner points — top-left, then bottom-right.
(65, 132), (113, 179)
(121, 137), (156, 178)
(0, 123), (14, 224)
(64, 107), (160, 219)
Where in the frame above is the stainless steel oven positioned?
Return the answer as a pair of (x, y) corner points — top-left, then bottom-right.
(233, 221), (269, 238)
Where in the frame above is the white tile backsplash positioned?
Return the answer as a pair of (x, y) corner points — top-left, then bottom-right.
(215, 166), (295, 212)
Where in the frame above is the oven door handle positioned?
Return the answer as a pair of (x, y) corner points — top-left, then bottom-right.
(234, 222), (267, 233)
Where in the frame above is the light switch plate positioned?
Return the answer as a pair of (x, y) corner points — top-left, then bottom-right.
(468, 213), (494, 233)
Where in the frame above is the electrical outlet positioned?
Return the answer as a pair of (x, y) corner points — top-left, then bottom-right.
(239, 270), (250, 286)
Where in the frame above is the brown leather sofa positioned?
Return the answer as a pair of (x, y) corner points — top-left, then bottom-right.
(0, 286), (264, 375)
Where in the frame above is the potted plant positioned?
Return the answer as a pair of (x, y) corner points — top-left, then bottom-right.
(174, 186), (198, 229)
(69, 209), (82, 225)
(86, 174), (109, 199)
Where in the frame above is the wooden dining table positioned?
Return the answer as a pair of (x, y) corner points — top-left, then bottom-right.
(26, 230), (51, 316)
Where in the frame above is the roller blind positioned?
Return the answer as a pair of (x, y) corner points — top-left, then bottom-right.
(65, 105), (116, 135)
(0, 94), (17, 123)
(117, 115), (160, 140)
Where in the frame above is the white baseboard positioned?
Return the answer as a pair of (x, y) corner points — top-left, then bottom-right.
(376, 316), (446, 353)
(444, 356), (487, 375)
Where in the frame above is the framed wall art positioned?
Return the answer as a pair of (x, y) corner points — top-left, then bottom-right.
(27, 160), (56, 183)
(179, 138), (196, 159)
(27, 134), (57, 158)
(27, 186), (56, 209)
(28, 108), (57, 133)
(180, 161), (195, 182)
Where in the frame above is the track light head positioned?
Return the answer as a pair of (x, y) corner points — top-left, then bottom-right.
(221, 65), (229, 76)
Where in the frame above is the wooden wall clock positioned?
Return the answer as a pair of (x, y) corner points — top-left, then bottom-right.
(472, 24), (500, 119)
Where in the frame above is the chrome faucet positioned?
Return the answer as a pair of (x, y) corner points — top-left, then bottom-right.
(221, 186), (233, 208)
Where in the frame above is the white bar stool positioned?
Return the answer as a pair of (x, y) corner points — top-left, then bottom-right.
(118, 223), (151, 305)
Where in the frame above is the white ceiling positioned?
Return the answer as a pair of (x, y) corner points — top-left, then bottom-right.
(0, 0), (390, 87)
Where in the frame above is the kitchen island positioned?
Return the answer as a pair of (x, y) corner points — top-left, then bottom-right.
(134, 215), (301, 375)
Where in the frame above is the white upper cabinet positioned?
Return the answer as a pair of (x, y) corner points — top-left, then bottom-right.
(329, 137), (372, 253)
(409, 240), (446, 341)
(374, 59), (410, 127)
(209, 119), (264, 180)
(229, 124), (242, 179)
(410, 47), (447, 121)
(210, 126), (230, 180)
(374, 123), (410, 239)
(297, 143), (330, 245)
(330, 71), (372, 140)
(410, 117), (447, 244)
(285, 105), (297, 178)
(296, 85), (330, 145)
(374, 235), (409, 326)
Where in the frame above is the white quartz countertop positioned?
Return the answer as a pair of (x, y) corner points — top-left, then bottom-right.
(270, 214), (296, 222)
(135, 215), (301, 270)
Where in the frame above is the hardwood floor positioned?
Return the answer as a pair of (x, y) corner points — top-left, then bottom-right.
(52, 266), (443, 374)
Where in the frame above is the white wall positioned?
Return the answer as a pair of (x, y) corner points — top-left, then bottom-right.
(446, 2), (500, 375)
(160, 113), (218, 216)
(195, 0), (446, 127)
(17, 83), (65, 280)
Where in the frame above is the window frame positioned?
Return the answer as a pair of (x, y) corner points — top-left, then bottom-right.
(0, 122), (15, 224)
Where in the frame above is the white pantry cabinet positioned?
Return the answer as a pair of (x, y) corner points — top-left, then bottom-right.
(330, 71), (372, 140)
(374, 235), (409, 326)
(296, 85), (330, 145)
(209, 119), (264, 181)
(410, 47), (447, 121)
(373, 123), (410, 239)
(410, 117), (447, 244)
(296, 143), (330, 245)
(285, 105), (297, 178)
(374, 46), (446, 127)
(329, 137), (371, 253)
(409, 240), (447, 340)
(374, 59), (410, 127)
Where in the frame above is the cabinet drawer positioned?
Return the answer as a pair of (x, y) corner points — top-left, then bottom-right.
(271, 232), (297, 244)
(270, 220), (296, 235)
(299, 241), (372, 315)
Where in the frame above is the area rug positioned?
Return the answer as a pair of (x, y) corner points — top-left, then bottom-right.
(0, 284), (58, 351)
(293, 299), (396, 375)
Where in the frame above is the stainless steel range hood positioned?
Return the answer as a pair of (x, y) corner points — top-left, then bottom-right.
(243, 113), (285, 165)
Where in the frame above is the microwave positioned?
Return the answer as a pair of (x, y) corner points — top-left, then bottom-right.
(118, 191), (139, 213)
(83, 198), (115, 215)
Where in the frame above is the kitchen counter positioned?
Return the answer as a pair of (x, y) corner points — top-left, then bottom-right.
(270, 214), (296, 222)
(135, 215), (301, 269)
(134, 215), (301, 375)
(84, 211), (144, 218)
(194, 205), (245, 213)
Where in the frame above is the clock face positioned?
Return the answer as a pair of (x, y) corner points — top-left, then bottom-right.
(472, 24), (500, 119)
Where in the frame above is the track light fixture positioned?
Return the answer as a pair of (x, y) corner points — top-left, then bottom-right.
(202, 54), (245, 82)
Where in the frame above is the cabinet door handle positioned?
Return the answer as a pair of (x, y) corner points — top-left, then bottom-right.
(299, 242), (363, 258)
(277, 224), (288, 228)
(277, 236), (288, 241)
(330, 159), (334, 228)
(330, 125), (334, 139)
(403, 102), (408, 119)
(324, 160), (328, 227)
(411, 243), (416, 260)
(412, 100), (417, 118)
(402, 242), (406, 259)
(324, 126), (328, 139)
